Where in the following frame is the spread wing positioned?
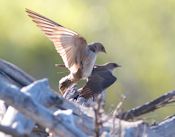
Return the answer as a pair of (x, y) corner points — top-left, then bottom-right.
(26, 9), (87, 73)
(79, 71), (116, 99)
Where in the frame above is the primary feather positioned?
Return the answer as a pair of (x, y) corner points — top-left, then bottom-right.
(26, 9), (87, 74)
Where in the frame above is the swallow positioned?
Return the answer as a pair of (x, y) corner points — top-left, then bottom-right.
(79, 63), (120, 99)
(64, 63), (120, 101)
(26, 9), (106, 94)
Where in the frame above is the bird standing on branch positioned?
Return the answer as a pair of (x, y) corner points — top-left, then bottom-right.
(26, 9), (106, 94)
(64, 63), (120, 101)
(78, 63), (120, 99)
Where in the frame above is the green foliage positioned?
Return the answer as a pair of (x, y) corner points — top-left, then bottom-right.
(1, 0), (175, 121)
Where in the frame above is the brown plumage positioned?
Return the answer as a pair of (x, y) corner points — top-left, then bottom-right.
(26, 9), (106, 94)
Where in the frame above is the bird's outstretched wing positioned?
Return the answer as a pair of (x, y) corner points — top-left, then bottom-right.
(26, 9), (87, 73)
(79, 70), (116, 99)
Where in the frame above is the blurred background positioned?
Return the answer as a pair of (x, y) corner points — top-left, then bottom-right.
(0, 0), (175, 122)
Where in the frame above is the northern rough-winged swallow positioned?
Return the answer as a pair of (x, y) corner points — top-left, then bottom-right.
(64, 63), (120, 100)
(79, 63), (120, 99)
(26, 9), (106, 94)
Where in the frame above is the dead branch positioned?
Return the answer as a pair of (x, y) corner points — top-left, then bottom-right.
(117, 90), (175, 120)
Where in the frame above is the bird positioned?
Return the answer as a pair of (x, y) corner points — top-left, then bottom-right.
(63, 63), (120, 101)
(26, 9), (106, 94)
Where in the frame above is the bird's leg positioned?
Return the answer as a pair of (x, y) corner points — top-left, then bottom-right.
(59, 80), (72, 95)
(59, 74), (79, 95)
(59, 75), (73, 95)
(59, 68), (82, 95)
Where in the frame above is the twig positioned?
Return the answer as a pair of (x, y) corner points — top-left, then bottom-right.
(93, 95), (105, 137)
(111, 95), (126, 136)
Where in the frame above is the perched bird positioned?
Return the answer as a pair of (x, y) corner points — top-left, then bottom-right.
(64, 63), (120, 101)
(26, 9), (106, 94)
(78, 63), (120, 99)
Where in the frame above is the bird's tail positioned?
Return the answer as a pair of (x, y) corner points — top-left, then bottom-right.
(55, 64), (66, 68)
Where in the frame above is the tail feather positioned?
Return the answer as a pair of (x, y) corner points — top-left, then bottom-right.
(55, 64), (66, 68)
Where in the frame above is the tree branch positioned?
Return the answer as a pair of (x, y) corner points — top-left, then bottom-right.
(117, 90), (175, 120)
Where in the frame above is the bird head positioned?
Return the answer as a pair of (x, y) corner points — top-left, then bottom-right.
(90, 42), (106, 53)
(106, 63), (121, 71)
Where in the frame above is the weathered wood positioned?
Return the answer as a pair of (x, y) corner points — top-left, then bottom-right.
(0, 59), (175, 137)
(0, 59), (82, 116)
(151, 115), (175, 137)
(1, 79), (62, 135)
(0, 100), (6, 121)
(0, 78), (86, 137)
(0, 124), (24, 137)
(1, 77), (175, 136)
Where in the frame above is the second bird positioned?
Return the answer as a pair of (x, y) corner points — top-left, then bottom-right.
(26, 9), (106, 94)
(64, 63), (120, 102)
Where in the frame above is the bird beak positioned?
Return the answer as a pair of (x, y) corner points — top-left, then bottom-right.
(117, 64), (122, 67)
(115, 64), (122, 68)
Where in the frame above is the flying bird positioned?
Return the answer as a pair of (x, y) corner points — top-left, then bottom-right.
(26, 9), (106, 94)
(64, 63), (120, 101)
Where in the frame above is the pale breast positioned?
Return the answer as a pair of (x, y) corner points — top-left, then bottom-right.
(82, 51), (96, 78)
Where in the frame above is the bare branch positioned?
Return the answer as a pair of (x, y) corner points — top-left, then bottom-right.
(93, 95), (105, 137)
(117, 90), (175, 120)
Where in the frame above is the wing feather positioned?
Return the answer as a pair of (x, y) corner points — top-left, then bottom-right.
(80, 71), (116, 99)
(26, 9), (87, 72)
